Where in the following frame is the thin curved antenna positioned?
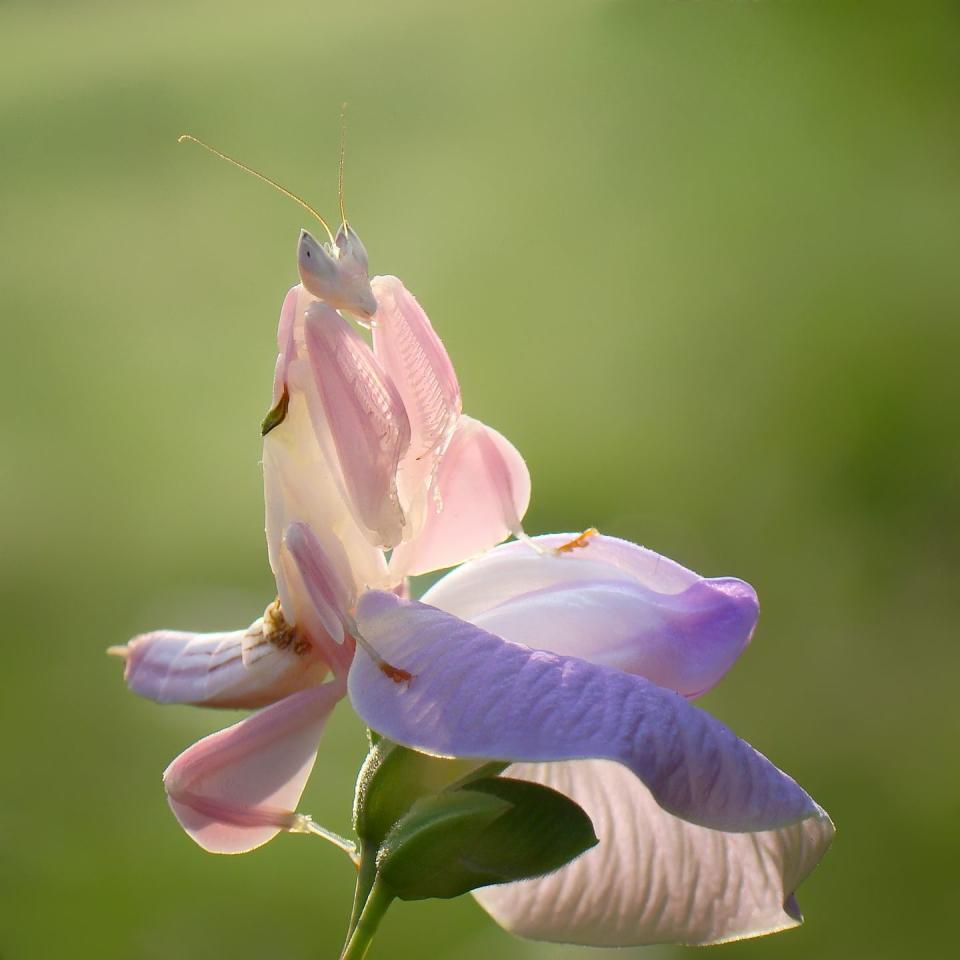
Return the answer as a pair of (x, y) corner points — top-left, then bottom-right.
(338, 103), (349, 226)
(178, 134), (335, 243)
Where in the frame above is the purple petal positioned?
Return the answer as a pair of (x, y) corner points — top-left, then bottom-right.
(350, 592), (821, 833)
(468, 576), (757, 697)
(475, 758), (834, 946)
(422, 533), (758, 697)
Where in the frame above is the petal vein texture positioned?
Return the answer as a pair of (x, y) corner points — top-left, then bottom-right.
(351, 592), (822, 834)
(474, 758), (834, 946)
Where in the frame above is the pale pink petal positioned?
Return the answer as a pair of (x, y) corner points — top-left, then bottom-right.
(164, 678), (347, 854)
(370, 275), (461, 534)
(389, 416), (531, 577)
(470, 576), (757, 697)
(303, 303), (411, 547)
(475, 759), (834, 946)
(116, 622), (328, 709)
(422, 532), (702, 623)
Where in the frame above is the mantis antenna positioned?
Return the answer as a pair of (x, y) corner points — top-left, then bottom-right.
(338, 103), (349, 226)
(178, 134), (335, 244)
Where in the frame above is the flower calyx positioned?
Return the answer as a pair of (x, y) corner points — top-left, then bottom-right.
(349, 738), (597, 906)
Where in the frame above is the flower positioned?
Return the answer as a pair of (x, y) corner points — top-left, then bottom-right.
(113, 263), (832, 946)
(349, 534), (835, 945)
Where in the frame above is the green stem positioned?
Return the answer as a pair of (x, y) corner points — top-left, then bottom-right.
(339, 877), (394, 960)
(344, 845), (378, 942)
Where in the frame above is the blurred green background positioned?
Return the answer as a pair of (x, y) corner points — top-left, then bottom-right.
(2, 0), (958, 957)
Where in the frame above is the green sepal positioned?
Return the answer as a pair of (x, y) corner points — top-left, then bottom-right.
(375, 790), (513, 900)
(353, 737), (504, 846)
(375, 776), (599, 902)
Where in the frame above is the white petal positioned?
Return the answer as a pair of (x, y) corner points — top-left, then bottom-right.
(422, 532), (698, 623)
(475, 758), (834, 946)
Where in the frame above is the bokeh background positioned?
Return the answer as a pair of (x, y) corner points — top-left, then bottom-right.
(2, 0), (958, 957)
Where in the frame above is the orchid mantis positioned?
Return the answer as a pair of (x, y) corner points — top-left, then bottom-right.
(166, 134), (530, 688)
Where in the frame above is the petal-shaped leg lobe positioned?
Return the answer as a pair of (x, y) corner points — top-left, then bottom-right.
(284, 520), (359, 646)
(164, 678), (346, 853)
(371, 275), (461, 531)
(390, 416), (531, 577)
(351, 592), (821, 833)
(474, 759), (834, 946)
(117, 623), (328, 709)
(304, 303), (411, 548)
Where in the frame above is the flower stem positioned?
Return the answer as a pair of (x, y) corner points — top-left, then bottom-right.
(288, 814), (360, 865)
(303, 819), (360, 865)
(339, 877), (393, 960)
(344, 845), (378, 943)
